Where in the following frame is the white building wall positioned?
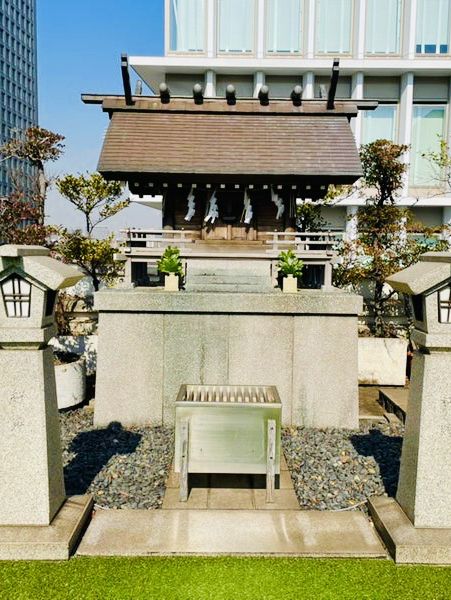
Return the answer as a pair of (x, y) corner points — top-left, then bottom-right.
(135, 0), (451, 230)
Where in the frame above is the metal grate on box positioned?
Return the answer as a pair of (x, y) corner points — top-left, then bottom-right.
(176, 384), (281, 405)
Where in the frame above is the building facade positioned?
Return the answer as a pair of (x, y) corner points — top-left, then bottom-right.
(0, 0), (38, 196)
(130, 0), (451, 233)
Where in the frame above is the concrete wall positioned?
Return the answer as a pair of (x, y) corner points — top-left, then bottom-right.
(94, 289), (362, 430)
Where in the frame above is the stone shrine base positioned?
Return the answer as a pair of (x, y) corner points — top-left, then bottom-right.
(369, 496), (451, 565)
(0, 496), (93, 561)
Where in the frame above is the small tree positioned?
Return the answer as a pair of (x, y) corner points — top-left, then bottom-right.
(0, 126), (65, 224)
(0, 192), (53, 246)
(335, 139), (448, 337)
(55, 173), (126, 291)
(56, 173), (127, 236)
(57, 232), (120, 292)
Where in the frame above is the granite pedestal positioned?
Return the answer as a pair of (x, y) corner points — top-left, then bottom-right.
(94, 289), (362, 429)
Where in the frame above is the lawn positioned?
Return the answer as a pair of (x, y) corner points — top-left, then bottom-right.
(0, 557), (450, 600)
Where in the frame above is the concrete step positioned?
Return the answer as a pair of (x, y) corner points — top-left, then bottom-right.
(378, 387), (409, 423)
(77, 509), (387, 557)
(188, 283), (273, 293)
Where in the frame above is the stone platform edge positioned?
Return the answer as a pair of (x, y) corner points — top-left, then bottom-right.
(94, 288), (363, 315)
(369, 496), (451, 565)
(0, 495), (93, 561)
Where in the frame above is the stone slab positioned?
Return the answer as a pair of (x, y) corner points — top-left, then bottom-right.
(379, 387), (408, 423)
(0, 496), (93, 561)
(77, 509), (387, 557)
(292, 316), (359, 428)
(358, 338), (407, 387)
(95, 288), (363, 315)
(369, 496), (451, 565)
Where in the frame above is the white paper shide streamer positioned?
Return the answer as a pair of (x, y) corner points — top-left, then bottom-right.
(242, 189), (253, 225)
(271, 187), (285, 220)
(184, 186), (196, 221)
(204, 190), (219, 224)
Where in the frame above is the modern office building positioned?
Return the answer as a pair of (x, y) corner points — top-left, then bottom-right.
(0, 0), (38, 196)
(129, 0), (451, 233)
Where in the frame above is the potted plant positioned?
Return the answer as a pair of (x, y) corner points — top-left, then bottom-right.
(157, 246), (183, 291)
(277, 249), (303, 293)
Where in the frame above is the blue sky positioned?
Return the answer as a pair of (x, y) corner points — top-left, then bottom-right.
(37, 0), (164, 232)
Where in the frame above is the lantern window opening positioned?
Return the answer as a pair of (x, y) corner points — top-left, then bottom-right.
(438, 284), (451, 324)
(1, 275), (32, 318)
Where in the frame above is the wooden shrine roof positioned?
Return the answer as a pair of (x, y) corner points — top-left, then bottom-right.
(83, 96), (376, 185)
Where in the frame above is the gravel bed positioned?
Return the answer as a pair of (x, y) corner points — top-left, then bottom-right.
(61, 406), (403, 512)
(282, 421), (404, 512)
(60, 405), (174, 509)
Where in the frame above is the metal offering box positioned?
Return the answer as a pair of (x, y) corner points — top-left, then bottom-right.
(175, 384), (282, 502)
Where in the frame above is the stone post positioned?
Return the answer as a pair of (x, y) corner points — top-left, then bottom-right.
(0, 245), (84, 526)
(369, 252), (451, 564)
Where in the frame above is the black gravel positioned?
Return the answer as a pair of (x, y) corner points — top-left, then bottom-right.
(60, 405), (174, 509)
(61, 406), (403, 512)
(282, 421), (404, 512)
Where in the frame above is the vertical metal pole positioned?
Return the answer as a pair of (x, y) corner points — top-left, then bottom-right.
(266, 419), (276, 503)
(179, 418), (190, 502)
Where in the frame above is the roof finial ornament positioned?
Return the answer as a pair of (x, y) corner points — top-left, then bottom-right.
(159, 82), (170, 104)
(291, 85), (303, 107)
(258, 85), (269, 106)
(193, 83), (204, 105)
(226, 84), (236, 106)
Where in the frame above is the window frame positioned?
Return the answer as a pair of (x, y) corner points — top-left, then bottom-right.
(365, 0), (403, 56)
(314, 0), (355, 56)
(360, 102), (399, 147)
(167, 0), (208, 56)
(415, 0), (451, 56)
(217, 0), (257, 55)
(410, 103), (448, 188)
(265, 0), (304, 56)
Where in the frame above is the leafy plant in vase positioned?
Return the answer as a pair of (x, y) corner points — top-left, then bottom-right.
(157, 246), (183, 291)
(277, 250), (303, 293)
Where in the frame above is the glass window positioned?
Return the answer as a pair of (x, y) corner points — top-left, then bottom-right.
(361, 105), (397, 145)
(218, 0), (255, 53)
(416, 0), (450, 54)
(170, 0), (205, 52)
(266, 0), (302, 53)
(316, 0), (353, 54)
(411, 106), (446, 187)
(366, 0), (402, 54)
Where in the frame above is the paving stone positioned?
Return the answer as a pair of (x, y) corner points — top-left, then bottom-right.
(77, 509), (387, 557)
(162, 488), (208, 510)
(208, 489), (254, 510)
(254, 489), (300, 510)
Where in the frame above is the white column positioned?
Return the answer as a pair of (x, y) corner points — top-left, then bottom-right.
(346, 206), (359, 241)
(402, 0), (417, 59)
(351, 72), (364, 141)
(354, 0), (366, 58)
(254, 71), (265, 97)
(205, 70), (216, 97)
(399, 72), (414, 197)
(207, 0), (216, 57)
(303, 72), (315, 99)
(256, 0), (265, 58)
(306, 0), (316, 58)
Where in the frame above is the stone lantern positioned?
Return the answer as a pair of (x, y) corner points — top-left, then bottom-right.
(370, 252), (451, 564)
(0, 245), (93, 560)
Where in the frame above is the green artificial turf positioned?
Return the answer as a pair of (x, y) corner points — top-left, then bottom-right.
(0, 557), (450, 600)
